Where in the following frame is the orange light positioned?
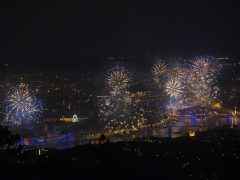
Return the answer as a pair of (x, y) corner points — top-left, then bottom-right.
(59, 118), (72, 122)
(23, 138), (30, 145)
(189, 131), (196, 137)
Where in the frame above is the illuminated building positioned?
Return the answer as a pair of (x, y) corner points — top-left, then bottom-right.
(188, 131), (196, 137)
(60, 114), (79, 123)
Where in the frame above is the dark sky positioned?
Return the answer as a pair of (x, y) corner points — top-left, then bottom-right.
(0, 0), (240, 60)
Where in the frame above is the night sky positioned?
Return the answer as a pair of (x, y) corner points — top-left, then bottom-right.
(1, 0), (240, 60)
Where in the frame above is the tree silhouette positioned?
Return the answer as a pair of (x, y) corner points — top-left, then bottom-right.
(99, 133), (107, 144)
(0, 125), (20, 149)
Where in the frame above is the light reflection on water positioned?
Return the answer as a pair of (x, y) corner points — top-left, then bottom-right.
(26, 126), (208, 150)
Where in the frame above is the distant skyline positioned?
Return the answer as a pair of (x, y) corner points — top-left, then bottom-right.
(1, 0), (240, 59)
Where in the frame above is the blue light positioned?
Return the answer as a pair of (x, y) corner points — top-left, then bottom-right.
(191, 113), (198, 126)
(226, 117), (232, 125)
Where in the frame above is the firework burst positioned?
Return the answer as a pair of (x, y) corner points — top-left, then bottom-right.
(168, 66), (187, 81)
(191, 57), (216, 76)
(152, 60), (167, 86)
(105, 66), (131, 92)
(152, 56), (221, 111)
(152, 60), (166, 78)
(3, 83), (43, 127)
(165, 78), (183, 98)
(186, 56), (221, 105)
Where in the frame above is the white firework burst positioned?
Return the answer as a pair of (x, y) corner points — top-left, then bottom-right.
(106, 66), (131, 92)
(166, 78), (183, 97)
(4, 83), (43, 127)
(152, 60), (166, 78)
